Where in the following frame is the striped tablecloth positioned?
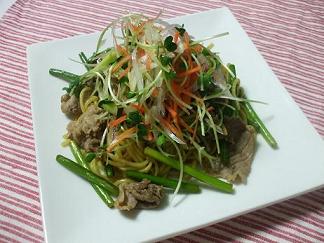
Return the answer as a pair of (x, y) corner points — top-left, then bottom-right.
(0, 0), (323, 242)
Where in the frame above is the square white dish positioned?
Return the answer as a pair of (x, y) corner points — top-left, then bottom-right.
(27, 7), (324, 243)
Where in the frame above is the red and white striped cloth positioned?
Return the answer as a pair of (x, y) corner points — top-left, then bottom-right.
(0, 0), (323, 242)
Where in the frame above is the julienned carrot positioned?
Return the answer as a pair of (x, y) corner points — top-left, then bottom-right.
(108, 115), (127, 127)
(166, 105), (177, 119)
(112, 55), (130, 73)
(179, 117), (194, 134)
(130, 21), (146, 33)
(131, 104), (145, 114)
(146, 55), (152, 70)
(159, 116), (182, 140)
(146, 132), (154, 141)
(177, 65), (201, 78)
(107, 127), (137, 152)
(183, 32), (190, 50)
(118, 66), (130, 80)
(191, 44), (203, 53)
(116, 44), (128, 56)
(174, 31), (179, 43)
(137, 48), (145, 58)
(152, 87), (159, 97)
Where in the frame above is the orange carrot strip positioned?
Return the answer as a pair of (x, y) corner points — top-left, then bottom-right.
(118, 66), (130, 80)
(146, 132), (154, 141)
(152, 87), (159, 97)
(137, 48), (145, 58)
(108, 115), (127, 127)
(146, 55), (152, 70)
(131, 104), (145, 114)
(166, 105), (177, 119)
(112, 55), (130, 73)
(191, 44), (203, 53)
(174, 31), (179, 43)
(179, 117), (194, 134)
(184, 32), (190, 50)
(159, 116), (182, 139)
(177, 65), (201, 78)
(116, 44), (128, 56)
(107, 127), (137, 152)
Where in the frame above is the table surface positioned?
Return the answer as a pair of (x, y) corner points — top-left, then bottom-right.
(0, 1), (323, 242)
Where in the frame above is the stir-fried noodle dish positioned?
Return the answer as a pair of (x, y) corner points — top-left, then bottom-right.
(52, 13), (277, 211)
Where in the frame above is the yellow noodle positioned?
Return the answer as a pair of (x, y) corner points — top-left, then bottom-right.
(61, 138), (71, 147)
(128, 142), (144, 162)
(114, 178), (134, 186)
(108, 154), (150, 169)
(79, 87), (92, 112)
(152, 159), (159, 176)
(138, 161), (152, 173)
(84, 96), (98, 111)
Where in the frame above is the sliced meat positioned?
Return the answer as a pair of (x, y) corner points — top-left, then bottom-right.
(224, 117), (247, 144)
(61, 94), (82, 120)
(115, 179), (164, 211)
(217, 125), (256, 184)
(67, 105), (105, 151)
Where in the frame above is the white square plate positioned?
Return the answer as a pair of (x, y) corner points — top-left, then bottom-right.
(27, 7), (324, 243)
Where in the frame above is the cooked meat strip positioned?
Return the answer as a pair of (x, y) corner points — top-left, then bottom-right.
(217, 125), (256, 184)
(61, 94), (82, 120)
(223, 117), (247, 144)
(115, 179), (164, 211)
(67, 105), (105, 151)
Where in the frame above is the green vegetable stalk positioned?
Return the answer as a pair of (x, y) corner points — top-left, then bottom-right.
(126, 170), (201, 193)
(69, 142), (115, 207)
(242, 102), (278, 149)
(144, 147), (234, 193)
(56, 154), (119, 197)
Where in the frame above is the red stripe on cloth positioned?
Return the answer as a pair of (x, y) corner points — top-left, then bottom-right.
(230, 217), (308, 242)
(0, 233), (20, 243)
(252, 210), (324, 239)
(0, 134), (35, 150)
(0, 221), (43, 242)
(0, 182), (39, 202)
(0, 205), (43, 231)
(0, 122), (34, 140)
(0, 194), (41, 216)
(0, 167), (38, 188)
(0, 156), (37, 176)
(195, 227), (246, 242)
(0, 191), (41, 212)
(0, 144), (35, 162)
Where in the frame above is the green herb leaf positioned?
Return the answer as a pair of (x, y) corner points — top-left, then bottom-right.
(126, 91), (137, 99)
(105, 164), (114, 177)
(228, 64), (236, 77)
(119, 76), (129, 84)
(98, 99), (117, 115)
(164, 70), (176, 80)
(198, 72), (212, 90)
(156, 134), (166, 146)
(126, 111), (142, 125)
(137, 124), (148, 138)
(160, 55), (172, 66)
(164, 36), (177, 52)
